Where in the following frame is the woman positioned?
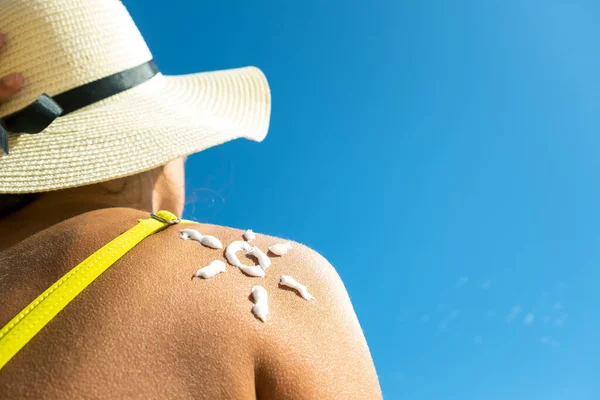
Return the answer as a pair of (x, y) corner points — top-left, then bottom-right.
(0, 0), (382, 399)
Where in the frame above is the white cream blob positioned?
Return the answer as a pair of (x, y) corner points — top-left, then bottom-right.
(199, 235), (223, 249)
(251, 285), (269, 322)
(179, 229), (223, 249)
(244, 229), (256, 241)
(179, 229), (202, 241)
(248, 246), (271, 270)
(239, 265), (265, 278)
(225, 241), (265, 278)
(193, 260), (226, 279)
(268, 242), (293, 256)
(280, 275), (314, 301)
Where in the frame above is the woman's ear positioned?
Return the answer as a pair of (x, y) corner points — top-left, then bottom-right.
(98, 176), (127, 194)
(95, 170), (154, 211)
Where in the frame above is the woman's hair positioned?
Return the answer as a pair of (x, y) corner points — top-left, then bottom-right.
(0, 193), (41, 219)
(0, 161), (186, 220)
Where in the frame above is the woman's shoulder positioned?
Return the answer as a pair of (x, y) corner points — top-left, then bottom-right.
(129, 210), (382, 399)
(0, 207), (381, 398)
(106, 208), (381, 398)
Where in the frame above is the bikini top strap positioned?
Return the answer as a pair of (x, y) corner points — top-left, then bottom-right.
(0, 210), (196, 371)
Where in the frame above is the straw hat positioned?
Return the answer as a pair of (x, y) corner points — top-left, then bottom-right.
(0, 0), (271, 194)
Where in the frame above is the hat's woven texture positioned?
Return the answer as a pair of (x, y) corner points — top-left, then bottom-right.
(0, 0), (271, 193)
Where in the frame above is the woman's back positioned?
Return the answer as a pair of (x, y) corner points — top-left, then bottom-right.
(0, 208), (382, 399)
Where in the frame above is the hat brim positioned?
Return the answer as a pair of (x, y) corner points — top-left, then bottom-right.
(0, 66), (271, 193)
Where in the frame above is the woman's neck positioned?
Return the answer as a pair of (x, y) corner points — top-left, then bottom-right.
(0, 161), (185, 250)
(0, 177), (154, 251)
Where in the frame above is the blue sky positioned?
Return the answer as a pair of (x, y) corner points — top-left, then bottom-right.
(125, 1), (600, 398)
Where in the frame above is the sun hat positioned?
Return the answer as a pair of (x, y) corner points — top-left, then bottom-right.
(0, 0), (271, 194)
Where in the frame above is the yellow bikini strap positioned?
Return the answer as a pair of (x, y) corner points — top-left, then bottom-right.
(0, 210), (195, 371)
